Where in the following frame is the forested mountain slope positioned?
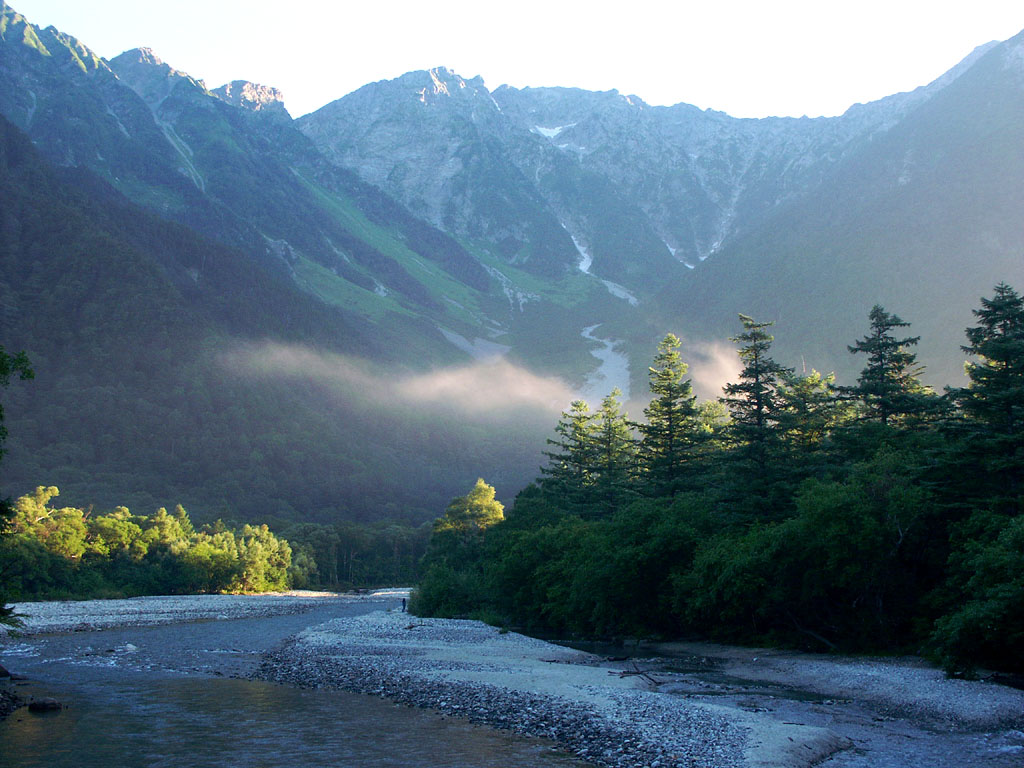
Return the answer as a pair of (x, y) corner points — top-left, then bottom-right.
(2, 0), (1024, 522)
(0, 116), (549, 521)
(656, 31), (1024, 384)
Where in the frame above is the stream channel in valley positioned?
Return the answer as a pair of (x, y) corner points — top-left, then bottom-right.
(0, 595), (585, 768)
(3, 595), (1023, 768)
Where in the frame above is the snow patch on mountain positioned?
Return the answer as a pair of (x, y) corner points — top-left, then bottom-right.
(568, 228), (639, 305)
(160, 122), (204, 191)
(1002, 37), (1024, 75)
(569, 232), (593, 273)
(439, 328), (511, 360)
(600, 280), (639, 306)
(106, 105), (131, 138)
(24, 90), (37, 126)
(484, 265), (539, 312)
(556, 142), (588, 159)
(898, 149), (915, 186)
(429, 68), (451, 97)
(533, 123), (576, 138)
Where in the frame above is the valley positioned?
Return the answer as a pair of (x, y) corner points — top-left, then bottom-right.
(0, 0), (1022, 523)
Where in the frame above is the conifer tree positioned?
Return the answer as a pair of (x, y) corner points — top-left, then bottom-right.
(719, 315), (793, 513)
(540, 399), (595, 512)
(638, 334), (700, 497)
(590, 388), (636, 517)
(721, 314), (791, 452)
(956, 283), (1024, 501)
(960, 283), (1024, 433)
(844, 305), (935, 426)
(777, 370), (854, 451)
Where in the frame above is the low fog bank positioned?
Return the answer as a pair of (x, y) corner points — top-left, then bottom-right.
(221, 342), (576, 418)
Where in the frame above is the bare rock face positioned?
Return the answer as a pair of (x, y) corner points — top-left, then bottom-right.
(108, 47), (208, 111)
(213, 80), (292, 122)
(298, 67), (580, 278)
(296, 44), (993, 288)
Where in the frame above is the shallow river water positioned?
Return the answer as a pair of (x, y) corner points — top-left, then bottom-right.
(0, 596), (585, 768)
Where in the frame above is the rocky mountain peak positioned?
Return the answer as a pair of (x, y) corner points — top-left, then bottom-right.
(213, 80), (291, 120)
(1, 5), (109, 77)
(109, 47), (208, 111)
(408, 66), (490, 106)
(113, 47), (200, 83)
(0, 3), (32, 42)
(1000, 29), (1024, 77)
(131, 46), (164, 67)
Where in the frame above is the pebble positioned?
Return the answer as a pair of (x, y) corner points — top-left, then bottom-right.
(253, 613), (746, 768)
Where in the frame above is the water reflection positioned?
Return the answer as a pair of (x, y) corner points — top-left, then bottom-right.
(0, 599), (588, 768)
(3, 672), (587, 768)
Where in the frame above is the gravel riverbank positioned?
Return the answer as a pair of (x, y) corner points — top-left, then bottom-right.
(4, 593), (1020, 766)
(254, 611), (846, 768)
(652, 640), (1024, 731)
(0, 590), (373, 636)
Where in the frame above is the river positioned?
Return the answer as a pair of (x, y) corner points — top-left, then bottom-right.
(0, 595), (586, 768)
(5, 597), (1022, 768)
(580, 324), (630, 403)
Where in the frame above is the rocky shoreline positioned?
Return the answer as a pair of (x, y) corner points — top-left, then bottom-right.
(0, 686), (24, 718)
(4, 593), (1021, 766)
(252, 611), (846, 768)
(0, 590), (352, 636)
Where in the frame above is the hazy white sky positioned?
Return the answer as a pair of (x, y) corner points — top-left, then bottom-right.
(10, 1), (1024, 118)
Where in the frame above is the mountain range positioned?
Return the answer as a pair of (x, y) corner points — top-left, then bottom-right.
(1, 1), (1022, 522)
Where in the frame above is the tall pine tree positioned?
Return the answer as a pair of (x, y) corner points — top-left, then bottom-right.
(844, 305), (935, 427)
(720, 315), (793, 514)
(590, 388), (636, 518)
(721, 314), (791, 453)
(539, 399), (595, 513)
(955, 283), (1024, 505)
(638, 334), (700, 497)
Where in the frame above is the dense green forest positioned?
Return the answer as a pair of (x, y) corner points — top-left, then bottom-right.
(2, 486), (293, 598)
(0, 483), (429, 603)
(0, 342), (31, 624)
(412, 285), (1024, 676)
(0, 345), (427, 606)
(0, 113), (548, 524)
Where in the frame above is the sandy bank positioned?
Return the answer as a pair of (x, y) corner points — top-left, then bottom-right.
(255, 610), (846, 768)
